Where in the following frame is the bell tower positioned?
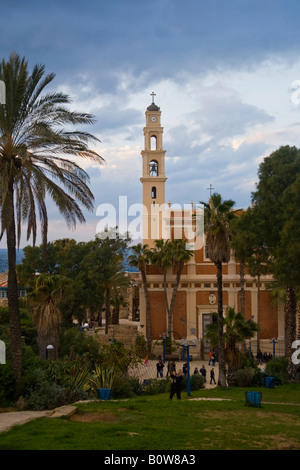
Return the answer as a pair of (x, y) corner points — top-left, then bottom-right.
(140, 93), (167, 247)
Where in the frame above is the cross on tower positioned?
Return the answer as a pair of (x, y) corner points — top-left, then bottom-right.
(150, 91), (156, 104)
(207, 184), (214, 196)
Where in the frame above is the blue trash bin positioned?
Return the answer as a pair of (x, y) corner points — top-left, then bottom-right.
(98, 388), (112, 400)
(245, 391), (262, 407)
(264, 377), (276, 388)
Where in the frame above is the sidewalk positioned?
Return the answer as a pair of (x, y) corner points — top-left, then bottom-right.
(129, 359), (219, 389)
(0, 405), (76, 434)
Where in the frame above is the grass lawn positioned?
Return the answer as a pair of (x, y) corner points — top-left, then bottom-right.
(0, 384), (299, 451)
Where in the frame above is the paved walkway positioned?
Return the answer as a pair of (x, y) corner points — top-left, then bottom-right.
(129, 359), (219, 389)
(0, 405), (76, 434)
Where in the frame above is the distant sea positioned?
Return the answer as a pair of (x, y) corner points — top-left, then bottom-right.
(0, 249), (24, 273)
(0, 248), (138, 273)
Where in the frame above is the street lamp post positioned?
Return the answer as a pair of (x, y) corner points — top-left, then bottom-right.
(270, 338), (278, 357)
(163, 334), (166, 363)
(46, 344), (54, 360)
(180, 339), (196, 396)
(249, 315), (255, 357)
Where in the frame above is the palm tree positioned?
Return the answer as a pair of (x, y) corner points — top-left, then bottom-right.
(151, 239), (193, 339)
(101, 259), (130, 334)
(0, 53), (103, 391)
(27, 273), (73, 359)
(200, 193), (236, 386)
(230, 207), (270, 356)
(205, 307), (258, 385)
(111, 292), (128, 325)
(150, 239), (172, 335)
(128, 244), (152, 353)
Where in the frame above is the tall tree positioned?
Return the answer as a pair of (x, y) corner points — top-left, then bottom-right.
(200, 193), (237, 386)
(251, 146), (300, 378)
(128, 244), (152, 353)
(0, 53), (103, 391)
(85, 229), (131, 334)
(205, 307), (258, 385)
(230, 207), (270, 355)
(27, 273), (73, 359)
(150, 239), (193, 339)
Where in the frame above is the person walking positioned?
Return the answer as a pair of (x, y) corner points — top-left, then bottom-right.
(156, 360), (160, 378)
(200, 364), (207, 383)
(158, 360), (164, 378)
(210, 368), (216, 384)
(166, 360), (171, 377)
(169, 370), (183, 400)
(208, 350), (213, 365)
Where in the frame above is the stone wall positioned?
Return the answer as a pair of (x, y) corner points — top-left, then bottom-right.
(86, 324), (139, 349)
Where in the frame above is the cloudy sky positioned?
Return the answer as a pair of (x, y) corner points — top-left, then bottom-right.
(2, 0), (300, 247)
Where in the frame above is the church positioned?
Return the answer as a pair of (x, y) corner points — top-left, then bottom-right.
(137, 94), (285, 359)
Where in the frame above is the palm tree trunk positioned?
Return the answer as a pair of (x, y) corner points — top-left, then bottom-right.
(239, 263), (245, 315)
(105, 287), (110, 334)
(169, 266), (183, 338)
(285, 287), (297, 379)
(256, 274), (261, 357)
(141, 269), (152, 354)
(6, 182), (22, 396)
(163, 269), (172, 338)
(216, 260), (226, 387)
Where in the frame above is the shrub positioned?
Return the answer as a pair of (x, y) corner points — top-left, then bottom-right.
(180, 374), (205, 391)
(0, 363), (15, 406)
(142, 378), (170, 395)
(135, 333), (148, 359)
(265, 357), (289, 384)
(233, 367), (255, 387)
(20, 366), (89, 410)
(190, 373), (205, 390)
(59, 327), (102, 363)
(112, 374), (143, 398)
(21, 368), (65, 410)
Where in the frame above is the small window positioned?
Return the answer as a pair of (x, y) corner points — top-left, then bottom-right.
(151, 135), (157, 150)
(151, 186), (157, 199)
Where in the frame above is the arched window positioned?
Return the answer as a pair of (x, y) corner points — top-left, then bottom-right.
(149, 160), (158, 176)
(151, 135), (157, 150)
(152, 186), (157, 199)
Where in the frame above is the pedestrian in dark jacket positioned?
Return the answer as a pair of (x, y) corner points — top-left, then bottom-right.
(169, 370), (183, 400)
(210, 368), (216, 384)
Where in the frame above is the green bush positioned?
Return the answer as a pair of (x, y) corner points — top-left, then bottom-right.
(112, 374), (143, 398)
(21, 364), (89, 410)
(21, 368), (65, 410)
(180, 374), (205, 391)
(233, 367), (255, 387)
(265, 357), (289, 384)
(135, 333), (148, 359)
(59, 327), (102, 363)
(142, 378), (170, 395)
(0, 363), (15, 406)
(190, 373), (205, 390)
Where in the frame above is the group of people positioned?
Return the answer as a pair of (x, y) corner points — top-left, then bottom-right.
(154, 358), (217, 399)
(168, 365), (217, 400)
(193, 364), (216, 384)
(256, 350), (273, 364)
